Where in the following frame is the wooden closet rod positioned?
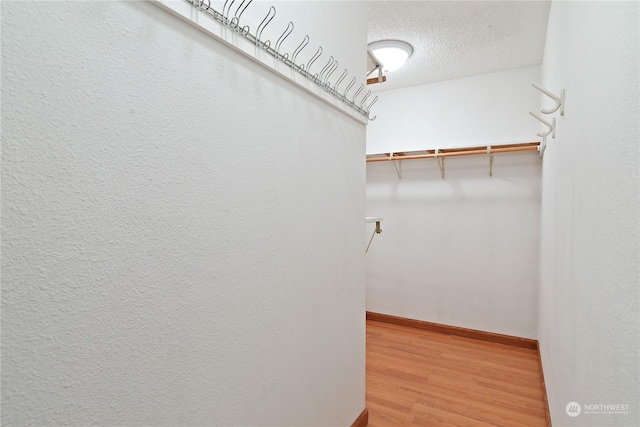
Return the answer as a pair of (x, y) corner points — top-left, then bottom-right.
(366, 142), (539, 163)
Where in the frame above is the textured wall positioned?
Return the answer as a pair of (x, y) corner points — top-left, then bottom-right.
(537, 1), (639, 426)
(365, 67), (542, 339)
(1, 2), (366, 425)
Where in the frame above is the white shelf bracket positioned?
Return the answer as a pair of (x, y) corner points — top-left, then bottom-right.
(389, 152), (401, 179)
(365, 217), (383, 254)
(435, 149), (445, 179)
(488, 145), (494, 177)
(538, 136), (547, 159)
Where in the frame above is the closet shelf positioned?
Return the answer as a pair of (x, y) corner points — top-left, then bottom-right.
(366, 142), (539, 162)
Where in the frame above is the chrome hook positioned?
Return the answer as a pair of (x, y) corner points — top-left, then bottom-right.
(334, 69), (347, 93)
(256, 6), (276, 50)
(234, 0), (252, 21)
(291, 35), (309, 68)
(359, 90), (371, 109)
(367, 95), (378, 112)
(318, 56), (334, 84)
(222, 0), (235, 25)
(351, 83), (364, 104)
(197, 0), (210, 11)
(343, 77), (356, 101)
(366, 95), (379, 121)
(305, 46), (322, 78)
(230, 0), (253, 33)
(274, 22), (294, 61)
(324, 61), (338, 88)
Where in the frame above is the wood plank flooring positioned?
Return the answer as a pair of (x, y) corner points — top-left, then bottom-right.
(366, 320), (550, 427)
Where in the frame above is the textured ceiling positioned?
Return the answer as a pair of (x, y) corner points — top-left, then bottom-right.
(368, 0), (551, 91)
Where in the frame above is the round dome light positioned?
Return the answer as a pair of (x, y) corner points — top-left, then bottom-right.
(368, 40), (414, 73)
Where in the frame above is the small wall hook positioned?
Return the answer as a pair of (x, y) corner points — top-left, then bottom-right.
(529, 111), (556, 138)
(532, 82), (565, 116)
(274, 22), (294, 61)
(291, 35), (309, 67)
(255, 6), (276, 49)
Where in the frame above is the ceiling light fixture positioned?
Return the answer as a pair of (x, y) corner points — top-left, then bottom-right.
(368, 40), (414, 74)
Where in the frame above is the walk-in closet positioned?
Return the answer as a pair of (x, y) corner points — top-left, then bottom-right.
(2, 1), (637, 426)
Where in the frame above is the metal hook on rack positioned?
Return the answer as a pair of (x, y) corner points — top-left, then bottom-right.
(305, 46), (322, 78)
(529, 111), (555, 138)
(324, 61), (338, 88)
(359, 90), (371, 109)
(230, 0), (253, 34)
(487, 145), (494, 177)
(196, 0), (209, 11)
(222, 0), (235, 25)
(317, 56), (334, 85)
(178, 0), (378, 121)
(532, 83), (565, 116)
(256, 6), (276, 50)
(343, 77), (356, 101)
(334, 69), (347, 93)
(351, 84), (364, 106)
(291, 35), (309, 69)
(366, 95), (378, 121)
(274, 22), (294, 61)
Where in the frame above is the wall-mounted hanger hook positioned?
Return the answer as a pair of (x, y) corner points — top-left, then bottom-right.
(359, 90), (371, 109)
(367, 94), (378, 121)
(291, 35), (309, 68)
(343, 77), (356, 101)
(274, 22), (294, 61)
(230, 0), (252, 32)
(255, 6), (276, 49)
(222, 0), (235, 25)
(334, 69), (347, 93)
(529, 111), (555, 138)
(305, 46), (322, 78)
(532, 82), (565, 116)
(351, 83), (364, 104)
(324, 61), (338, 88)
(317, 56), (333, 84)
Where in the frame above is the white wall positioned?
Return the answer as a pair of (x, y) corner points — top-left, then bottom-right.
(366, 67), (542, 338)
(537, 1), (639, 426)
(1, 2), (367, 426)
(367, 66), (542, 154)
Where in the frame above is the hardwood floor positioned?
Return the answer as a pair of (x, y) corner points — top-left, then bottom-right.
(366, 320), (550, 427)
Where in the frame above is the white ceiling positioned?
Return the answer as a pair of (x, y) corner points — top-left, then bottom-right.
(367, 0), (551, 91)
